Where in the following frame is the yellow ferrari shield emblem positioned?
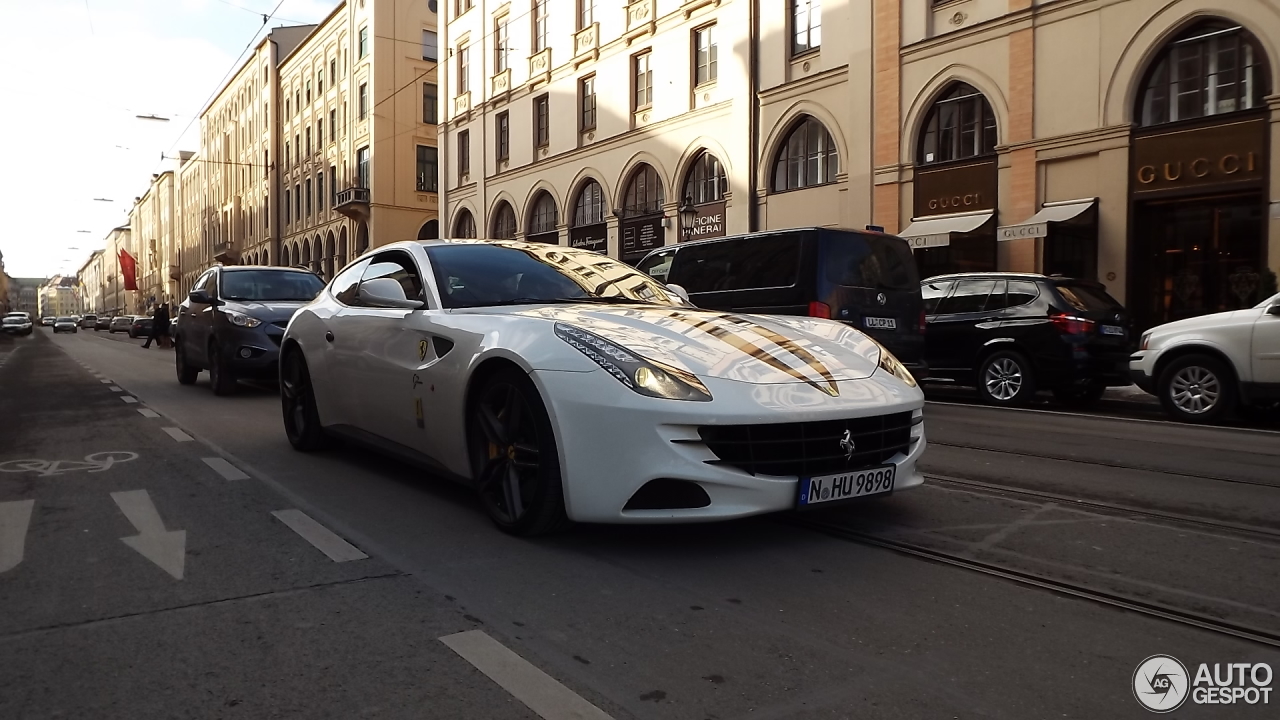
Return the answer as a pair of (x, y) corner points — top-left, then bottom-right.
(417, 339), (429, 361)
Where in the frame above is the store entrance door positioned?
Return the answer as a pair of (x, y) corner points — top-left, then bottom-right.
(1131, 192), (1268, 333)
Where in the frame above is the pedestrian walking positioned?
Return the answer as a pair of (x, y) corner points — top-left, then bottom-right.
(141, 305), (168, 348)
(156, 303), (172, 349)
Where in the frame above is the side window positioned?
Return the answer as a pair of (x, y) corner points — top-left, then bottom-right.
(981, 280), (1010, 311)
(190, 272), (213, 297)
(359, 251), (425, 305)
(638, 249), (676, 283)
(921, 280), (953, 314)
(675, 237), (800, 294)
(202, 271), (220, 297)
(935, 279), (996, 315)
(1007, 280), (1040, 308)
(332, 259), (369, 306)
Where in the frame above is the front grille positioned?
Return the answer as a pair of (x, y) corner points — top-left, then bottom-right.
(695, 412), (917, 477)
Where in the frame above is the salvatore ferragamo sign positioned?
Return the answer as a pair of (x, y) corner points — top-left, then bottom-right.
(1132, 117), (1266, 194)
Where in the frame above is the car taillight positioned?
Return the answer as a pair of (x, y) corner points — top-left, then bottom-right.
(1049, 311), (1096, 335)
(808, 301), (832, 319)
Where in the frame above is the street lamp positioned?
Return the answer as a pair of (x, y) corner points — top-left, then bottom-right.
(678, 196), (697, 242)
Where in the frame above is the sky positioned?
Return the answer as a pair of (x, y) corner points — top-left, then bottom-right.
(0, 0), (338, 279)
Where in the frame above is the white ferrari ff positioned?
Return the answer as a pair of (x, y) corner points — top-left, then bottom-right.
(280, 240), (926, 535)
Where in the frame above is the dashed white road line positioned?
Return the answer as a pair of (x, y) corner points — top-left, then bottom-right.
(271, 509), (369, 562)
(137, 409), (161, 418)
(160, 427), (194, 442)
(120, 396), (138, 404)
(440, 630), (614, 720)
(99, 379), (112, 384)
(202, 457), (249, 481)
(108, 386), (123, 392)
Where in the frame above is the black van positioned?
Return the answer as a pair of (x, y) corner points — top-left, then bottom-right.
(636, 228), (927, 376)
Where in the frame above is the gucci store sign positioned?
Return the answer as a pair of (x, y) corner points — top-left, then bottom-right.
(1132, 117), (1266, 194)
(913, 159), (998, 219)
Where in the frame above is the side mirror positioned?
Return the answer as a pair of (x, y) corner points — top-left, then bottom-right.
(1268, 304), (1280, 316)
(359, 278), (425, 309)
(667, 283), (691, 303)
(188, 290), (215, 305)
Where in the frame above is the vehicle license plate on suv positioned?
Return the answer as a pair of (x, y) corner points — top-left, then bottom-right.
(798, 465), (896, 506)
(1101, 325), (1125, 336)
(864, 317), (897, 330)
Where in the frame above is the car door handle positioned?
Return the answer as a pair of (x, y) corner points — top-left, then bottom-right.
(325, 331), (334, 343)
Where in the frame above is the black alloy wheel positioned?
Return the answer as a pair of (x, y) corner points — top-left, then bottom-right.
(1052, 381), (1107, 408)
(976, 350), (1037, 407)
(175, 340), (199, 385)
(207, 340), (237, 396)
(467, 370), (568, 536)
(280, 349), (326, 451)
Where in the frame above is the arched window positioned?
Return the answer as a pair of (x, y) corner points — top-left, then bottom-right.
(621, 164), (664, 217)
(772, 116), (838, 191)
(324, 232), (336, 278)
(312, 237), (323, 275)
(918, 83), (997, 165)
(337, 227), (349, 267)
(1137, 21), (1269, 127)
(683, 151), (727, 205)
(453, 209), (477, 238)
(355, 223), (369, 255)
(300, 242), (312, 267)
(418, 219), (439, 240)
(491, 201), (517, 239)
(281, 245), (292, 267)
(527, 192), (558, 243)
(573, 180), (606, 226)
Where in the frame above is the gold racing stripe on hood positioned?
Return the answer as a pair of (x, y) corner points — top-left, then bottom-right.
(665, 311), (840, 397)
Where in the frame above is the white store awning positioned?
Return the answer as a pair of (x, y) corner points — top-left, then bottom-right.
(997, 198), (1097, 241)
(899, 210), (994, 249)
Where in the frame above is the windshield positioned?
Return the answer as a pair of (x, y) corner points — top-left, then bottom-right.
(821, 233), (919, 291)
(2, 317), (24, 324)
(56, 318), (71, 323)
(1055, 282), (1123, 313)
(221, 270), (325, 302)
(426, 242), (687, 310)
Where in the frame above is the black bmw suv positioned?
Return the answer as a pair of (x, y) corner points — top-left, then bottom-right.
(920, 273), (1131, 407)
(174, 265), (325, 395)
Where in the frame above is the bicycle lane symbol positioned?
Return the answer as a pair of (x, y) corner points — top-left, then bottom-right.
(0, 452), (139, 477)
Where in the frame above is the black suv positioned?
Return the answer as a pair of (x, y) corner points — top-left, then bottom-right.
(174, 265), (325, 395)
(637, 228), (927, 377)
(921, 273), (1131, 407)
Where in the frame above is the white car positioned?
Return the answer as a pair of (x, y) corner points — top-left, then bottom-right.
(280, 239), (926, 535)
(1130, 292), (1280, 422)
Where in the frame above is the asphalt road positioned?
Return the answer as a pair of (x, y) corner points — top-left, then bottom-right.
(4, 326), (1279, 719)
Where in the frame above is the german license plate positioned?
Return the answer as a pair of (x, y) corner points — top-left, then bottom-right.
(1101, 324), (1125, 336)
(864, 317), (897, 330)
(798, 465), (896, 506)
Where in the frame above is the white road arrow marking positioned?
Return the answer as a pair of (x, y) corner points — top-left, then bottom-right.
(110, 490), (185, 580)
(0, 500), (35, 573)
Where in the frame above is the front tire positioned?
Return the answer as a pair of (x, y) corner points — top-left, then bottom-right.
(207, 340), (237, 396)
(466, 369), (569, 536)
(281, 349), (326, 451)
(1158, 354), (1236, 423)
(977, 350), (1037, 407)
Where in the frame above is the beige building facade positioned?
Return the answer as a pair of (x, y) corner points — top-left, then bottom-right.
(276, 0), (441, 279)
(38, 277), (79, 318)
(129, 170), (181, 311)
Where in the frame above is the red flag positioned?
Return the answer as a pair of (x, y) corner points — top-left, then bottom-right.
(118, 249), (138, 291)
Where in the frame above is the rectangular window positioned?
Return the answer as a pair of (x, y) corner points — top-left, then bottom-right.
(359, 83), (368, 119)
(317, 69), (323, 95)
(305, 127), (312, 156)
(458, 46), (470, 94)
(422, 30), (438, 61)
(458, 130), (470, 179)
(284, 189), (291, 224)
(534, 95), (549, 149)
(423, 83), (437, 124)
(792, 0), (821, 55)
(580, 75), (596, 130)
(329, 109), (337, 141)
(330, 59), (336, 81)
(330, 165), (337, 205)
(306, 80), (311, 104)
(295, 91), (301, 115)
(295, 134), (300, 164)
(284, 142), (291, 169)
(264, 197), (269, 229)
(318, 119), (324, 146)
(317, 171), (324, 211)
(294, 183), (301, 220)
(695, 25), (718, 85)
(495, 17), (510, 73)
(285, 98), (290, 117)
(356, 146), (370, 188)
(305, 178), (313, 216)
(633, 52), (652, 109)
(496, 112), (510, 161)
(532, 0), (549, 53)
(579, 0), (594, 29)
(416, 145), (438, 192)
(358, 26), (369, 59)
(456, 0), (473, 13)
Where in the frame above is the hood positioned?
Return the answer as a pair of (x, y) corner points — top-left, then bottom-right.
(1150, 307), (1259, 337)
(225, 300), (308, 323)
(507, 304), (883, 387)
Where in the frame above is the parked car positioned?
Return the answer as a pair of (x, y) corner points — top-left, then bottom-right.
(40, 317), (55, 327)
(95, 315), (112, 331)
(109, 316), (134, 334)
(129, 316), (153, 338)
(174, 265), (326, 395)
(637, 228), (927, 378)
(80, 314), (98, 330)
(1, 315), (33, 336)
(918, 273), (1131, 407)
(53, 317), (78, 334)
(1129, 292), (1280, 423)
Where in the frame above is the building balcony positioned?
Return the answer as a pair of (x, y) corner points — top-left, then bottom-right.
(335, 187), (370, 220)
(213, 241), (239, 264)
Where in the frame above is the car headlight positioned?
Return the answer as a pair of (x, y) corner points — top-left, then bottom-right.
(874, 342), (917, 388)
(1140, 332), (1152, 351)
(554, 323), (712, 401)
(222, 310), (262, 328)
